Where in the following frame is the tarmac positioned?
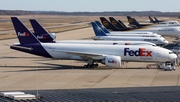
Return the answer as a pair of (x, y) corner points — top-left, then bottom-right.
(0, 27), (180, 101)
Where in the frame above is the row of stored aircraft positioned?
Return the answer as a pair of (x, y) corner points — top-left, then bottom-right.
(15, 18), (168, 46)
(91, 21), (168, 46)
(10, 17), (177, 68)
(149, 16), (179, 24)
(100, 16), (180, 38)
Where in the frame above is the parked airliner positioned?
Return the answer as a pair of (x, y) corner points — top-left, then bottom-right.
(92, 22), (168, 46)
(10, 17), (176, 68)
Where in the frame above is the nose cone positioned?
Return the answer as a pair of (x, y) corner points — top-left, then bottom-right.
(169, 53), (177, 60)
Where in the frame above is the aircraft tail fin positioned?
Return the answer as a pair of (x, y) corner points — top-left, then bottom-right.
(29, 19), (48, 34)
(118, 20), (127, 28)
(154, 17), (159, 22)
(29, 19), (54, 42)
(109, 17), (126, 28)
(91, 22), (107, 36)
(94, 21), (110, 33)
(11, 17), (40, 45)
(127, 16), (141, 27)
(127, 16), (134, 25)
(149, 16), (156, 23)
(100, 17), (118, 30)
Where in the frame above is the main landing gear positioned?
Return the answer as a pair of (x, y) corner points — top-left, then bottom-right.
(83, 59), (99, 68)
(83, 64), (99, 68)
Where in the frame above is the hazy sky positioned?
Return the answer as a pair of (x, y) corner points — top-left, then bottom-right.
(0, 0), (179, 12)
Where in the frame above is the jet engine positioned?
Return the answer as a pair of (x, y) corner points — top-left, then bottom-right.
(102, 56), (121, 68)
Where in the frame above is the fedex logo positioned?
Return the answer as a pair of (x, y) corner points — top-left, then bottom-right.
(18, 32), (30, 36)
(124, 48), (152, 57)
(37, 35), (46, 39)
(108, 60), (116, 64)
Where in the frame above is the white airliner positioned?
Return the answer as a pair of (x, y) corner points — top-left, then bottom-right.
(149, 16), (180, 26)
(10, 17), (177, 68)
(134, 26), (180, 37)
(92, 22), (168, 46)
(155, 21), (180, 27)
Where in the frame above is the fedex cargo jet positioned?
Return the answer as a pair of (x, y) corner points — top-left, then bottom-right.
(10, 17), (176, 68)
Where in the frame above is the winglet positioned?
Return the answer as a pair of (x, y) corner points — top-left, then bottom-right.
(11, 17), (40, 45)
(91, 22), (107, 36)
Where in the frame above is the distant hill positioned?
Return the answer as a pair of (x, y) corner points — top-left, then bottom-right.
(0, 10), (180, 17)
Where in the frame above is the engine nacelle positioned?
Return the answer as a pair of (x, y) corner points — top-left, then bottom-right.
(49, 33), (56, 40)
(102, 56), (121, 68)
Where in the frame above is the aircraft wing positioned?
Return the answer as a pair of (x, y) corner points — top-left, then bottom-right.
(53, 49), (106, 59)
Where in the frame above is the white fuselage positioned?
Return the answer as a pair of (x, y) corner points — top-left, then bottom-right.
(107, 31), (154, 34)
(104, 33), (162, 37)
(55, 40), (156, 46)
(41, 43), (176, 62)
(14, 40), (156, 46)
(92, 36), (168, 45)
(132, 26), (180, 36)
(156, 21), (180, 27)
